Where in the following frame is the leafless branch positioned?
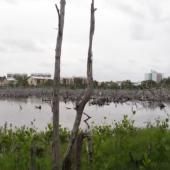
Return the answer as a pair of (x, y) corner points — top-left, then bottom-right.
(83, 112), (92, 129)
(55, 3), (60, 17)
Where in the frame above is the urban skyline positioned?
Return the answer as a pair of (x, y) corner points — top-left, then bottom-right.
(145, 70), (163, 83)
(0, 69), (168, 83)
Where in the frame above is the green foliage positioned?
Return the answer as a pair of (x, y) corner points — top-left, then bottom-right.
(1, 117), (170, 170)
(140, 80), (158, 89)
(160, 78), (170, 88)
(121, 80), (134, 89)
(99, 81), (119, 89)
(15, 76), (29, 87)
(43, 79), (53, 87)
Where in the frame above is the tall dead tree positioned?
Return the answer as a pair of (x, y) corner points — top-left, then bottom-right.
(62, 0), (96, 169)
(52, 0), (66, 170)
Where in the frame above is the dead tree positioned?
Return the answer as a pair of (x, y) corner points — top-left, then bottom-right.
(52, 0), (66, 170)
(73, 113), (93, 170)
(74, 132), (85, 170)
(84, 112), (93, 169)
(62, 0), (96, 169)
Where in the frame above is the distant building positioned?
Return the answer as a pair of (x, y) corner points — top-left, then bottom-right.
(133, 82), (141, 86)
(6, 74), (18, 86)
(6, 73), (29, 86)
(145, 70), (163, 83)
(116, 81), (123, 87)
(7, 73), (28, 79)
(0, 76), (7, 86)
(6, 77), (18, 86)
(27, 73), (52, 86)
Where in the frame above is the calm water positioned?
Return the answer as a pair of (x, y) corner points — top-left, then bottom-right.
(0, 98), (169, 130)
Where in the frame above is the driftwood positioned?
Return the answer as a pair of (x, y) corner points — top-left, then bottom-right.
(52, 0), (66, 170)
(62, 0), (96, 169)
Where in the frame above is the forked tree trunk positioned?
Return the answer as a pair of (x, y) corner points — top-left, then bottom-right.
(52, 0), (66, 170)
(62, 0), (96, 169)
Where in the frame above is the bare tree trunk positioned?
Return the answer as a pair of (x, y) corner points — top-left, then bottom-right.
(83, 112), (93, 170)
(87, 134), (93, 169)
(62, 0), (96, 169)
(52, 0), (66, 170)
(75, 133), (84, 170)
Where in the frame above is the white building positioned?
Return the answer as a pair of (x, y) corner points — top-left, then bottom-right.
(0, 76), (8, 86)
(27, 73), (52, 86)
(145, 70), (163, 83)
(6, 74), (18, 86)
(7, 73), (27, 79)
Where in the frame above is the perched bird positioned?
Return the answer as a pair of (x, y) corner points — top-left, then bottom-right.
(19, 105), (22, 110)
(35, 105), (42, 110)
(158, 103), (165, 110)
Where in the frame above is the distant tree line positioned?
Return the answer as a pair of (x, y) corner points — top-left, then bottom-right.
(3, 74), (170, 90)
(95, 78), (170, 90)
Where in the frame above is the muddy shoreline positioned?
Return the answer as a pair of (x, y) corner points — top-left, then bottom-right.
(0, 88), (170, 104)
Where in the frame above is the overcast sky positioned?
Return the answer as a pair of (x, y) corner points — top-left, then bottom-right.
(0, 0), (170, 81)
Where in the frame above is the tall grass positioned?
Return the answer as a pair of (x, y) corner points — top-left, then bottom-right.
(0, 116), (170, 170)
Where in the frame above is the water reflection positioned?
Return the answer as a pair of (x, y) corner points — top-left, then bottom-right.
(0, 98), (169, 130)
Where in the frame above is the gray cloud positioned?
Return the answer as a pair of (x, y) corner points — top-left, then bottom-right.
(0, 39), (45, 53)
(0, 46), (6, 52)
(144, 0), (170, 23)
(106, 0), (170, 41)
(1, 0), (170, 81)
(131, 22), (154, 40)
(114, 2), (146, 20)
(39, 62), (53, 68)
(1, 0), (42, 3)
(3, 0), (17, 3)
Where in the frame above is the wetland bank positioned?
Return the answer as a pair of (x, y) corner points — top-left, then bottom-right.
(0, 87), (170, 130)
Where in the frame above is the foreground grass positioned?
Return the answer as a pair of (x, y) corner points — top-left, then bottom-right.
(0, 116), (170, 170)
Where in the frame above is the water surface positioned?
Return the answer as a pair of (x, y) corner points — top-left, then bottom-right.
(0, 98), (169, 130)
